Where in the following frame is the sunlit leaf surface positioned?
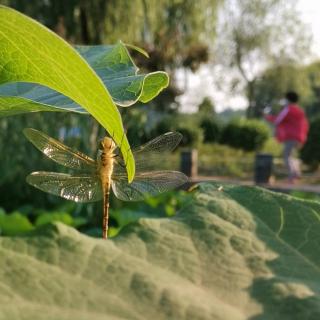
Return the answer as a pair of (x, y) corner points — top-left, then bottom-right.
(0, 43), (169, 115)
(0, 183), (319, 320)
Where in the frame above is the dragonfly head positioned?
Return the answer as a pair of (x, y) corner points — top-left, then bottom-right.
(98, 137), (116, 152)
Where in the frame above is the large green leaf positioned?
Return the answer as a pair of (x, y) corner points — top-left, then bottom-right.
(0, 43), (169, 115)
(0, 183), (319, 319)
(0, 6), (134, 181)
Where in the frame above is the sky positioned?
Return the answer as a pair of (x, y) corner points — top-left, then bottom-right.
(177, 0), (320, 113)
(297, 0), (320, 54)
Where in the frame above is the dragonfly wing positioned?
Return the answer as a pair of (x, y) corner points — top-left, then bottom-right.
(111, 171), (188, 201)
(27, 172), (103, 203)
(23, 128), (96, 171)
(133, 132), (182, 154)
(113, 132), (182, 175)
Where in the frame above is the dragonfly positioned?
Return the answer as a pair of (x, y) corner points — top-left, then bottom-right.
(23, 128), (189, 239)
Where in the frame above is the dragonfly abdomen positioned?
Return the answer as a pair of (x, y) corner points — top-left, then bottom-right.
(99, 137), (116, 239)
(100, 157), (113, 239)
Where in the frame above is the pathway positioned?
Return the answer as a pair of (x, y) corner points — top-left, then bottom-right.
(191, 175), (320, 194)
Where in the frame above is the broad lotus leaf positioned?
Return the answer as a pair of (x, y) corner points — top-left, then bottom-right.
(0, 183), (319, 319)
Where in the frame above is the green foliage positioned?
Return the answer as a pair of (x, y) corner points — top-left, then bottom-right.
(220, 119), (270, 151)
(5, 0), (220, 69)
(35, 212), (87, 229)
(198, 143), (254, 178)
(200, 118), (221, 143)
(122, 108), (150, 147)
(300, 117), (320, 169)
(260, 137), (283, 157)
(305, 60), (320, 117)
(198, 96), (215, 115)
(0, 182), (319, 319)
(176, 126), (203, 148)
(109, 190), (192, 237)
(3, 0), (220, 113)
(0, 206), (87, 236)
(0, 190), (191, 238)
(0, 210), (34, 236)
(217, 108), (246, 122)
(150, 116), (175, 135)
(134, 0), (219, 72)
(149, 114), (204, 148)
(0, 113), (91, 210)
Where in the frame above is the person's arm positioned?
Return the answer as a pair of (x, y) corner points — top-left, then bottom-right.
(264, 114), (277, 123)
(274, 106), (289, 125)
(265, 106), (289, 124)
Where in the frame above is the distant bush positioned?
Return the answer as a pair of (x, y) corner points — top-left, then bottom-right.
(200, 118), (221, 143)
(198, 143), (254, 178)
(198, 97), (215, 115)
(124, 109), (149, 147)
(176, 126), (203, 148)
(219, 119), (270, 152)
(151, 116), (175, 136)
(150, 116), (203, 148)
(300, 117), (320, 169)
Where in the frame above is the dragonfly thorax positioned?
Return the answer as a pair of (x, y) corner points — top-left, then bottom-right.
(97, 137), (116, 175)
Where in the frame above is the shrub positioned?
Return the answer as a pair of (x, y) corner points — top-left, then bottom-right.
(198, 97), (215, 115)
(200, 118), (221, 143)
(220, 119), (270, 152)
(300, 117), (320, 169)
(123, 109), (149, 147)
(176, 126), (203, 148)
(150, 116), (175, 136)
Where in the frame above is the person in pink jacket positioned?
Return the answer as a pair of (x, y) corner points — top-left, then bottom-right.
(265, 91), (309, 183)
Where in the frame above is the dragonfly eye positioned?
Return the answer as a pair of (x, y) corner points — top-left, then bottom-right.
(98, 137), (116, 151)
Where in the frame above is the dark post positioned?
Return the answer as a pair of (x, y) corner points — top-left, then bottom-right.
(180, 149), (198, 178)
(254, 153), (273, 184)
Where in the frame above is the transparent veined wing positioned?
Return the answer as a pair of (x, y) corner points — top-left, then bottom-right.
(133, 132), (182, 153)
(111, 170), (188, 201)
(23, 128), (96, 171)
(27, 172), (103, 202)
(113, 132), (182, 176)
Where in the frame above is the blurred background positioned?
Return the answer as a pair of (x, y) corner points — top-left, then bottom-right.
(1, 0), (320, 236)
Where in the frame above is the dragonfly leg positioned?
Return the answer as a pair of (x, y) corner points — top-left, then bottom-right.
(115, 158), (126, 169)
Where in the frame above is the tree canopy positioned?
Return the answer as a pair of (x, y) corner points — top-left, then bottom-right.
(214, 0), (312, 117)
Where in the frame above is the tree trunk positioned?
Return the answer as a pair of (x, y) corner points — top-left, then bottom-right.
(141, 0), (152, 44)
(246, 80), (257, 118)
(79, 3), (90, 44)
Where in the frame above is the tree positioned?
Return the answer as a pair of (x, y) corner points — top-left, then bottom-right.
(198, 97), (215, 116)
(3, 0), (221, 112)
(252, 60), (320, 118)
(214, 0), (312, 117)
(252, 64), (313, 113)
(132, 0), (220, 112)
(304, 61), (320, 117)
